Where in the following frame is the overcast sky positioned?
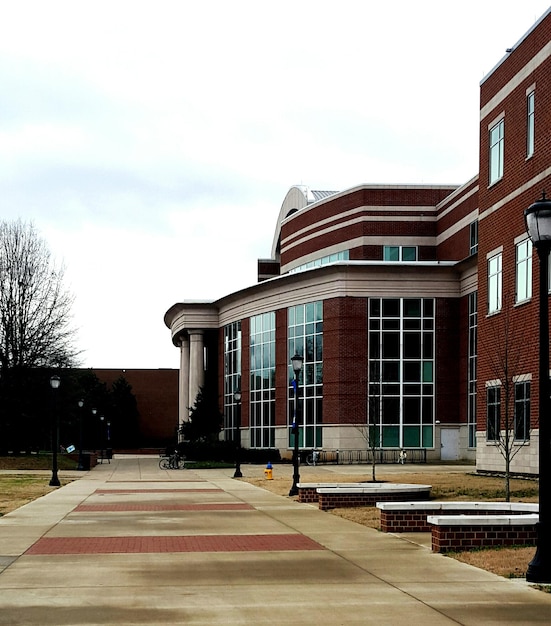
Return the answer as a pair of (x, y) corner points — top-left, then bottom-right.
(1, 1), (549, 369)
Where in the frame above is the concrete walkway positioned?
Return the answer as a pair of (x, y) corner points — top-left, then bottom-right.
(0, 457), (550, 625)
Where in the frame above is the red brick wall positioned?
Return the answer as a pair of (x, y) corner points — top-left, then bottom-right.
(323, 297), (368, 426)
(93, 369), (178, 446)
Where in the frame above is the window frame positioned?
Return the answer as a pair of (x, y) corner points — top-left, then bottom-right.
(486, 385), (501, 442)
(515, 238), (532, 304)
(489, 118), (504, 185)
(487, 252), (502, 314)
(383, 245), (418, 262)
(469, 220), (478, 255)
(514, 380), (530, 442)
(527, 90), (535, 159)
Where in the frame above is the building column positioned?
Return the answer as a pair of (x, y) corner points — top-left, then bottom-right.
(178, 336), (190, 442)
(188, 330), (205, 412)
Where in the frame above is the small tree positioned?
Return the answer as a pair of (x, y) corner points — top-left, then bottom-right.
(180, 386), (223, 443)
(355, 370), (382, 481)
(110, 376), (140, 448)
(482, 297), (534, 501)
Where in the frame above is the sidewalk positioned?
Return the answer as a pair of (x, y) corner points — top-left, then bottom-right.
(0, 457), (550, 625)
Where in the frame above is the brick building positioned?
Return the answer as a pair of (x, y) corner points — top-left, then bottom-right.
(93, 369), (178, 448)
(165, 9), (551, 471)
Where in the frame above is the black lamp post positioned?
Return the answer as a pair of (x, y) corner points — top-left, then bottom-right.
(525, 191), (551, 583)
(77, 399), (85, 471)
(100, 415), (105, 462)
(289, 353), (304, 497)
(49, 375), (61, 487)
(233, 388), (243, 478)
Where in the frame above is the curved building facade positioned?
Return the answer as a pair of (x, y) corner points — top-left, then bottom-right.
(166, 8), (551, 471)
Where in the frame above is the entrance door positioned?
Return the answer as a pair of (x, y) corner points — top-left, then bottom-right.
(440, 428), (459, 461)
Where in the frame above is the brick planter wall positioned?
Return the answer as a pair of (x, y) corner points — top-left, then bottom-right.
(380, 507), (536, 533)
(431, 523), (537, 553)
(318, 489), (430, 511)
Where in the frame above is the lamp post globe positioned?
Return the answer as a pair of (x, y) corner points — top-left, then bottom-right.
(524, 191), (551, 583)
(289, 353), (303, 497)
(49, 376), (61, 487)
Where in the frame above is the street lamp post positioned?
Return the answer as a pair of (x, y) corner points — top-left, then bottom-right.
(289, 353), (304, 497)
(49, 375), (61, 487)
(77, 399), (85, 471)
(524, 191), (551, 583)
(100, 415), (105, 462)
(233, 388), (243, 478)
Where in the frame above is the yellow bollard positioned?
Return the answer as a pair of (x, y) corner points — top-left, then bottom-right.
(264, 462), (273, 480)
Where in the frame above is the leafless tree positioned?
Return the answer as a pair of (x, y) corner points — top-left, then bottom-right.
(354, 370), (381, 482)
(0, 220), (79, 371)
(482, 296), (533, 501)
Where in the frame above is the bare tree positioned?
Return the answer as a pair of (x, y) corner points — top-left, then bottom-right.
(0, 220), (78, 371)
(482, 296), (533, 501)
(354, 370), (381, 482)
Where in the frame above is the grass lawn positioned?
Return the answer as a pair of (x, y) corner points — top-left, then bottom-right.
(0, 454), (78, 515)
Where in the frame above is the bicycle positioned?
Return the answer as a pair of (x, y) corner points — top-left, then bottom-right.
(159, 452), (185, 470)
(305, 449), (321, 466)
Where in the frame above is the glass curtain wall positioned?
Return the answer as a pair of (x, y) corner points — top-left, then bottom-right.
(368, 298), (435, 448)
(250, 312), (276, 447)
(288, 302), (323, 448)
(223, 321), (241, 440)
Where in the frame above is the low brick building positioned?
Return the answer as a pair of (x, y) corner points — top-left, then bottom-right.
(93, 369), (178, 449)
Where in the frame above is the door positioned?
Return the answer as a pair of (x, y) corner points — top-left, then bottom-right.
(440, 428), (459, 461)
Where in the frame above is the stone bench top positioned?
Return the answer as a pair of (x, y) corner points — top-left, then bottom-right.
(297, 483), (367, 489)
(427, 513), (539, 526)
(317, 484), (431, 494)
(377, 501), (538, 512)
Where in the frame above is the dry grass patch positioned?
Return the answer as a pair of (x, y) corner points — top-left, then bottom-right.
(449, 546), (534, 578)
(0, 475), (58, 515)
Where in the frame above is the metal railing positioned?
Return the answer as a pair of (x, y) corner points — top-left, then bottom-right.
(304, 448), (427, 465)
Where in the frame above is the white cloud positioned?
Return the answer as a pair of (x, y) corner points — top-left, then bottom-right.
(0, 0), (549, 366)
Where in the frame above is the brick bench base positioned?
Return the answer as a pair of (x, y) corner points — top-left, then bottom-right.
(316, 484), (431, 511)
(377, 502), (538, 533)
(429, 515), (538, 552)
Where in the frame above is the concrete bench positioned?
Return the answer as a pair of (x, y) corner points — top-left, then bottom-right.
(315, 484), (432, 511)
(377, 501), (539, 533)
(428, 513), (539, 553)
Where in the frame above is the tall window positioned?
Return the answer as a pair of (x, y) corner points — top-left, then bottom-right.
(288, 302), (323, 448)
(383, 246), (418, 262)
(486, 385), (500, 441)
(368, 298), (435, 448)
(223, 321), (241, 438)
(489, 118), (504, 185)
(470, 220), (478, 255)
(250, 312), (276, 448)
(516, 239), (532, 303)
(468, 292), (478, 448)
(527, 91), (535, 158)
(514, 381), (530, 441)
(488, 253), (502, 314)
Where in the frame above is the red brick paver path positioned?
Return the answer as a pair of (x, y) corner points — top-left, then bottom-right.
(74, 503), (254, 512)
(25, 534), (324, 555)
